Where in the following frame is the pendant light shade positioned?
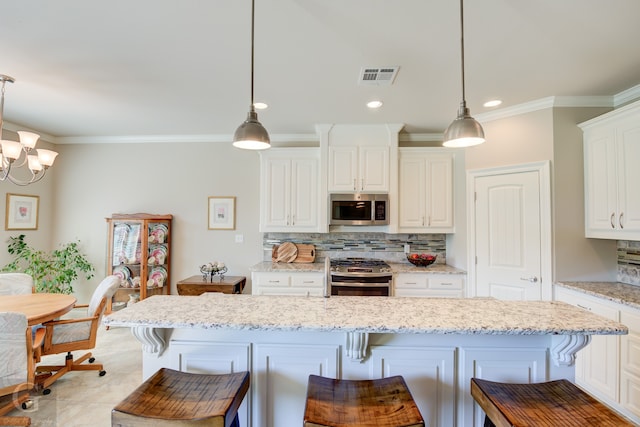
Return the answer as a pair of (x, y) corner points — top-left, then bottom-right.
(443, 0), (485, 148)
(233, 0), (270, 150)
(233, 106), (270, 150)
(443, 102), (485, 148)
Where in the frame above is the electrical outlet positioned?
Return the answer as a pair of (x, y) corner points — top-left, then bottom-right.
(404, 244), (410, 253)
(235, 234), (244, 243)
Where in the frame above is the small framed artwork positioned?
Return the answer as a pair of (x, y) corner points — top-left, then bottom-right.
(5, 193), (39, 230)
(208, 196), (236, 230)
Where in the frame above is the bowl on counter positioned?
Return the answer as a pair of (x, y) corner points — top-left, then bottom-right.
(407, 253), (437, 267)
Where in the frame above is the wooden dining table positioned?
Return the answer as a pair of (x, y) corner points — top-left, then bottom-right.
(0, 293), (77, 325)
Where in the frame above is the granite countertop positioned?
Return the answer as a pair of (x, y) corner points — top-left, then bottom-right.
(104, 293), (626, 336)
(249, 261), (466, 275)
(555, 281), (640, 310)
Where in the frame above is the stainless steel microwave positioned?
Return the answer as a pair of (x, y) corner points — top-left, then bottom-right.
(329, 193), (389, 226)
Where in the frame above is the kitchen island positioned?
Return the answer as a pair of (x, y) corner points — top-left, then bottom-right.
(104, 294), (627, 427)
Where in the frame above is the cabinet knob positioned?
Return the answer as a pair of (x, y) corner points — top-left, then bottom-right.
(619, 212), (624, 229)
(353, 179), (357, 191)
(611, 212), (616, 229)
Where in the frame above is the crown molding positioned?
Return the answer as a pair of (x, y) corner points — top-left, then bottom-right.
(55, 133), (319, 145)
(614, 83), (640, 107)
(475, 96), (614, 123)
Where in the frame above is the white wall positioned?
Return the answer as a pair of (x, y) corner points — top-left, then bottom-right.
(464, 106), (618, 283)
(51, 140), (264, 303)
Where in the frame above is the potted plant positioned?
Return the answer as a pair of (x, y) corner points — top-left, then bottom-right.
(2, 234), (95, 294)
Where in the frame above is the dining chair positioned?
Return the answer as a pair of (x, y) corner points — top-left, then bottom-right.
(0, 273), (34, 295)
(0, 311), (46, 426)
(35, 275), (120, 393)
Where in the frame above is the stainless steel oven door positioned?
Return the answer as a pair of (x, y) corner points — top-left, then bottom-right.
(330, 275), (391, 296)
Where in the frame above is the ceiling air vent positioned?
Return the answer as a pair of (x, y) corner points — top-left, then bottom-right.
(358, 66), (399, 86)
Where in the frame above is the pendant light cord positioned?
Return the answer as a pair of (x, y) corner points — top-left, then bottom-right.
(250, 0), (255, 109)
(459, 0), (466, 105)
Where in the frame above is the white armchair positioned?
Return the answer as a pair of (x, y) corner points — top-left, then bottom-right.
(36, 275), (120, 392)
(0, 311), (45, 426)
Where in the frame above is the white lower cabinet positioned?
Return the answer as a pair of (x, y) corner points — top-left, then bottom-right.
(370, 346), (456, 427)
(254, 343), (339, 427)
(394, 273), (465, 297)
(251, 271), (324, 296)
(555, 288), (619, 402)
(170, 341), (252, 427)
(620, 308), (640, 419)
(555, 286), (640, 424)
(459, 347), (548, 427)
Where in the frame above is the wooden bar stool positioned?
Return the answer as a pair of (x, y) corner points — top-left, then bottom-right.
(303, 374), (425, 427)
(112, 368), (250, 427)
(471, 378), (635, 427)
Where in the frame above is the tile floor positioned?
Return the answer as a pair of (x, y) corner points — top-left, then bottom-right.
(5, 309), (143, 427)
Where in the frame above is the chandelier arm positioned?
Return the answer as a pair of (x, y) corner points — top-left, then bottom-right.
(5, 168), (46, 186)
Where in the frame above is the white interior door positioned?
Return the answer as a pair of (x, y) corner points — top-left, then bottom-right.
(473, 168), (546, 300)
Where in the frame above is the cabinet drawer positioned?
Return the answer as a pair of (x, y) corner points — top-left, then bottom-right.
(555, 288), (619, 320)
(427, 276), (464, 290)
(291, 274), (323, 288)
(394, 274), (428, 289)
(254, 274), (291, 287)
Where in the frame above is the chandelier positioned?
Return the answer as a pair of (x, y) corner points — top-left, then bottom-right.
(0, 74), (58, 186)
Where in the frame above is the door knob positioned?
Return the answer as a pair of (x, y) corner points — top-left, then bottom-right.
(519, 276), (538, 283)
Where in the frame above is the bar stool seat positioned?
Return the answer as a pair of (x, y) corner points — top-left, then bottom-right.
(112, 368), (250, 427)
(471, 378), (635, 427)
(303, 374), (425, 427)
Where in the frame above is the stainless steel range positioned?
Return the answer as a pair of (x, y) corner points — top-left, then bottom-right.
(329, 257), (392, 296)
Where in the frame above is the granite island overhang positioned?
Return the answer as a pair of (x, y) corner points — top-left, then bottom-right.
(104, 294), (628, 427)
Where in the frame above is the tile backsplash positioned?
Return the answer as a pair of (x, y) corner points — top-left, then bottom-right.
(263, 233), (446, 264)
(618, 240), (640, 285)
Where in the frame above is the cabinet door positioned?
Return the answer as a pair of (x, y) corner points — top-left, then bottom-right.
(426, 155), (454, 229)
(616, 118), (640, 234)
(399, 150), (454, 232)
(620, 309), (640, 421)
(459, 347), (548, 427)
(370, 346), (456, 427)
(254, 343), (339, 427)
(290, 157), (318, 229)
(555, 288), (619, 403)
(399, 156), (426, 227)
(262, 157), (291, 229)
(171, 341), (251, 427)
(585, 129), (618, 236)
(360, 146), (389, 192)
(328, 146), (358, 191)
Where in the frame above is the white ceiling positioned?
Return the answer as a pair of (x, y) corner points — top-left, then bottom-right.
(1, 0), (640, 143)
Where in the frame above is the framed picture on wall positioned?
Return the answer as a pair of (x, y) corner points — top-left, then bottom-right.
(208, 196), (235, 230)
(5, 193), (39, 230)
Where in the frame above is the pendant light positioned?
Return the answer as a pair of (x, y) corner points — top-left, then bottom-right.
(233, 0), (270, 150)
(443, 0), (485, 148)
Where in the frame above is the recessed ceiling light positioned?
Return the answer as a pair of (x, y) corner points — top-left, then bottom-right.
(253, 102), (268, 110)
(483, 99), (502, 108)
(367, 100), (383, 109)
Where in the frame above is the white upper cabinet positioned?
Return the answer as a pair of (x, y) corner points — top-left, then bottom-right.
(328, 145), (389, 192)
(320, 124), (403, 196)
(259, 148), (320, 232)
(581, 100), (640, 239)
(398, 148), (454, 233)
